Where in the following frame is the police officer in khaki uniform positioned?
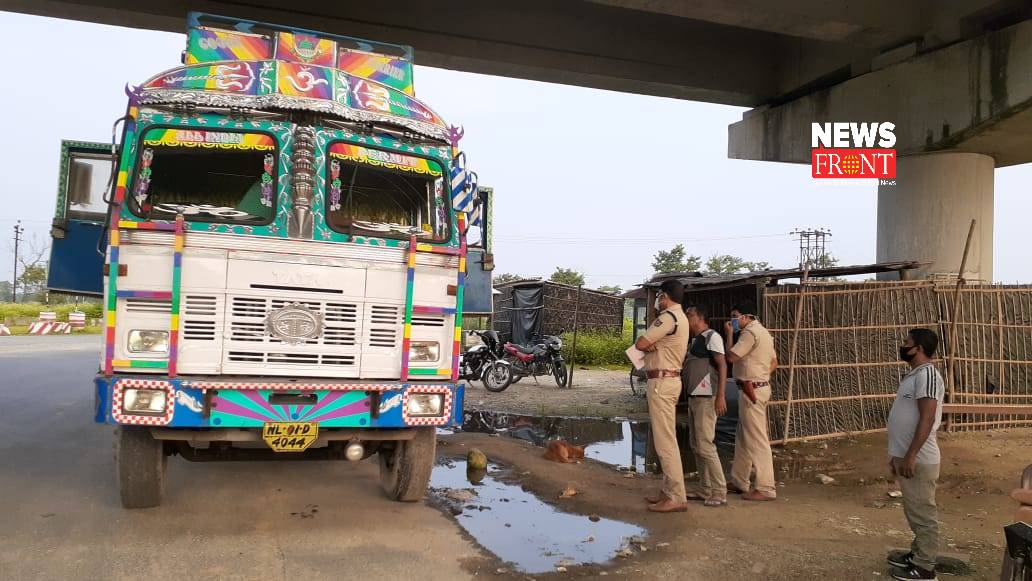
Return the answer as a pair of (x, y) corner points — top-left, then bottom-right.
(724, 301), (779, 501)
(635, 279), (691, 513)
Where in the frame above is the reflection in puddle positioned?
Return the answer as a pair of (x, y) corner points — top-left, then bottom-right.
(459, 405), (738, 474)
(430, 461), (646, 574)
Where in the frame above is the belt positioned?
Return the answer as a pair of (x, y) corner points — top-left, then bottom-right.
(646, 370), (681, 379)
(742, 381), (770, 387)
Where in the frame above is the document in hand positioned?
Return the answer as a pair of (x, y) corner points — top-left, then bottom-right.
(625, 346), (645, 370)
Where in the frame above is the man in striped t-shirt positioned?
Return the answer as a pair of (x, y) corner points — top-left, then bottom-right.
(886, 328), (944, 581)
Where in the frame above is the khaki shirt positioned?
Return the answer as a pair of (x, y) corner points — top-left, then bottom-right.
(642, 305), (690, 372)
(730, 319), (776, 382)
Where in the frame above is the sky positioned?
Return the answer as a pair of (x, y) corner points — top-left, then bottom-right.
(2, 11), (1030, 292)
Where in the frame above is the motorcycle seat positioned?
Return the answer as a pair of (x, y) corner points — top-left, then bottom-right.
(509, 343), (545, 356)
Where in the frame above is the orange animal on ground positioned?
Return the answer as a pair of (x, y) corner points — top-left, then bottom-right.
(543, 440), (585, 463)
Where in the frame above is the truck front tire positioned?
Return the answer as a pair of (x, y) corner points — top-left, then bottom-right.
(379, 427), (436, 502)
(116, 426), (167, 508)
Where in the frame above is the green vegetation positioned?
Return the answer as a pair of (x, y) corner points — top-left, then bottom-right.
(652, 244), (701, 274)
(0, 302), (103, 323)
(561, 317), (634, 366)
(549, 267), (585, 287)
(493, 273), (524, 285)
(652, 244), (773, 276)
(704, 254), (770, 274)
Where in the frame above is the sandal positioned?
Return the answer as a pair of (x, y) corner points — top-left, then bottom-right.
(685, 492), (707, 501)
(703, 498), (727, 507)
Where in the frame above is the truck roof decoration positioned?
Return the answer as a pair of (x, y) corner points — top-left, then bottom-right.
(134, 13), (449, 142)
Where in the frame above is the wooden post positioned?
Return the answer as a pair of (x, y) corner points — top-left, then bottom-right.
(945, 219), (976, 432)
(782, 268), (810, 444)
(567, 284), (582, 388)
(996, 290), (1006, 393)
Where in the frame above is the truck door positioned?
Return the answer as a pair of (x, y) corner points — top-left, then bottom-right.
(47, 140), (113, 296)
(463, 186), (495, 317)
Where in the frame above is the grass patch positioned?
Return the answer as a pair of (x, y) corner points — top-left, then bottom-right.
(0, 302), (103, 322)
(561, 328), (631, 367)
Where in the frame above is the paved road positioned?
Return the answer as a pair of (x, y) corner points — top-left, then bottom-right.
(0, 336), (478, 580)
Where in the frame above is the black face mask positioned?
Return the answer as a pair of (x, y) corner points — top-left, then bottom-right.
(899, 345), (917, 362)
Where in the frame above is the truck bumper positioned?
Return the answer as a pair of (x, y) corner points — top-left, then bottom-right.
(94, 376), (463, 429)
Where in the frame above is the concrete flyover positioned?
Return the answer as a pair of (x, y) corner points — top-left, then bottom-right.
(3, 0), (1031, 279)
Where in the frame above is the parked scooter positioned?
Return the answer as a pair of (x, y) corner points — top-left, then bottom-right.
(458, 330), (513, 392)
(503, 333), (568, 388)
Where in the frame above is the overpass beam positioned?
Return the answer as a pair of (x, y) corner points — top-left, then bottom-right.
(876, 153), (994, 281)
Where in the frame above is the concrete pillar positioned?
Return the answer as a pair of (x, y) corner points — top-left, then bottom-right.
(876, 152), (994, 281)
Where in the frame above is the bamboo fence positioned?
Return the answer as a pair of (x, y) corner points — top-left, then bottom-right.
(763, 281), (941, 441)
(493, 281), (623, 342)
(763, 281), (1032, 441)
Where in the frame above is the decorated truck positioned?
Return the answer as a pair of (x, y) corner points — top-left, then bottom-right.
(47, 13), (492, 508)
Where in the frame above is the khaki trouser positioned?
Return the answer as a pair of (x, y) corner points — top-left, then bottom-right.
(689, 395), (726, 500)
(893, 459), (940, 571)
(730, 385), (776, 497)
(647, 377), (687, 503)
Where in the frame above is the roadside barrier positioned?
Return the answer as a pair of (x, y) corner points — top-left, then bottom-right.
(69, 311), (86, 329)
(27, 321), (71, 335)
(0, 324), (10, 336)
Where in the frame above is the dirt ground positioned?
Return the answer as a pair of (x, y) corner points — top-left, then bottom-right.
(438, 429), (1030, 580)
(464, 368), (646, 418)
(452, 370), (1029, 579)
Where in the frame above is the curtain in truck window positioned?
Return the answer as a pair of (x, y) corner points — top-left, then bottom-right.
(324, 142), (448, 242)
(129, 128), (277, 224)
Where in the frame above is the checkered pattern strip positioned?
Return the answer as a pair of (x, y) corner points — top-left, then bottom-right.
(402, 385), (454, 426)
(111, 379), (175, 426)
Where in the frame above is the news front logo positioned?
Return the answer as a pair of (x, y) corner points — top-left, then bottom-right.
(811, 122), (896, 183)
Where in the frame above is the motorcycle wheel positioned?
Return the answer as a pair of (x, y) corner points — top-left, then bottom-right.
(629, 367), (648, 397)
(552, 359), (569, 388)
(482, 362), (513, 393)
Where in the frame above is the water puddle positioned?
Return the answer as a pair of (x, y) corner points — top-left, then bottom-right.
(429, 460), (646, 574)
(458, 409), (737, 474)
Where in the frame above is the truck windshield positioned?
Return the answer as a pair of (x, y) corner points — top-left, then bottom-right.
(128, 128), (277, 224)
(325, 142), (448, 241)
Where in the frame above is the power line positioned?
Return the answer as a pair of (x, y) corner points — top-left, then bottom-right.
(495, 232), (785, 242)
(791, 227), (832, 269)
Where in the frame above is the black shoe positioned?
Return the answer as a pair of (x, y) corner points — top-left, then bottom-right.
(886, 551), (913, 568)
(891, 564), (937, 581)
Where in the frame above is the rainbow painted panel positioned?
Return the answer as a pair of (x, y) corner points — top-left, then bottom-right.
(338, 50), (414, 95)
(328, 143), (443, 177)
(142, 128), (275, 152)
(277, 62), (333, 99)
(349, 77), (442, 126)
(210, 390), (372, 428)
(145, 62), (258, 94)
(276, 31), (336, 67)
(185, 28), (271, 64)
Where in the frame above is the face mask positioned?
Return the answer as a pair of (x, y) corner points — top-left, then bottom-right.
(731, 318), (740, 333)
(899, 345), (916, 362)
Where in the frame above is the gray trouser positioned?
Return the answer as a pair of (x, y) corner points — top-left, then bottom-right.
(688, 396), (726, 499)
(894, 459), (940, 570)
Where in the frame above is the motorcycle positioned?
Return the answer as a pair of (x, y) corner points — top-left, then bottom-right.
(458, 330), (513, 392)
(503, 333), (568, 388)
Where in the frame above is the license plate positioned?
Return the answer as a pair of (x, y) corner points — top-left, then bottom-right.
(262, 422), (318, 453)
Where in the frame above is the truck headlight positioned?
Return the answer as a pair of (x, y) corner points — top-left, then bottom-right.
(407, 393), (444, 417)
(123, 388), (167, 414)
(408, 341), (440, 362)
(127, 330), (169, 354)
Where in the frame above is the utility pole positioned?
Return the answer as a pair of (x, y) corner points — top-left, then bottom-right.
(12, 221), (24, 303)
(791, 227), (832, 270)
